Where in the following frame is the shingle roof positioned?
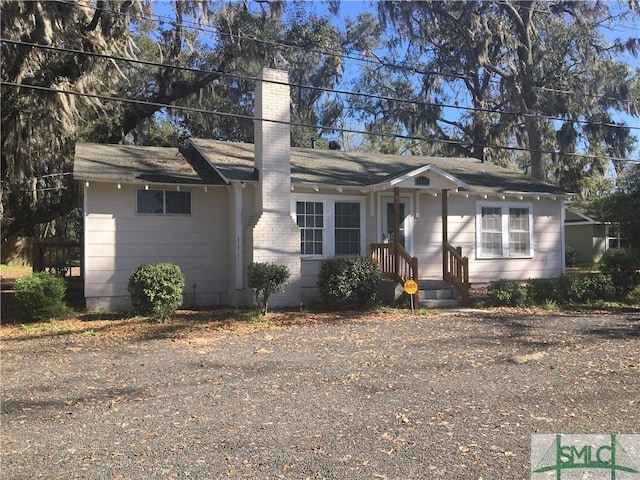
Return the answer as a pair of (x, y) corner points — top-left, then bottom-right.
(73, 143), (226, 185)
(191, 138), (571, 195)
(74, 139), (572, 196)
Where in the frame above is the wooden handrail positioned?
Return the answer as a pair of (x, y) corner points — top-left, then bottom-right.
(443, 242), (470, 304)
(371, 242), (418, 283)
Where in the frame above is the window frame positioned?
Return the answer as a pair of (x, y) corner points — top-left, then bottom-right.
(475, 201), (533, 259)
(292, 194), (365, 258)
(297, 200), (324, 256)
(334, 201), (362, 256)
(136, 188), (192, 215)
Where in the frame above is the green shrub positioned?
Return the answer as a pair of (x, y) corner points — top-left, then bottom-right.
(14, 272), (67, 321)
(487, 279), (529, 307)
(526, 277), (558, 304)
(565, 245), (577, 268)
(247, 262), (290, 315)
(556, 273), (615, 303)
(541, 299), (560, 311)
(318, 256), (381, 309)
(582, 273), (616, 301)
(598, 249), (640, 297)
(128, 263), (185, 320)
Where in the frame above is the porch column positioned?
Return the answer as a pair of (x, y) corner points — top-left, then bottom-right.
(394, 187), (400, 279)
(442, 188), (448, 279)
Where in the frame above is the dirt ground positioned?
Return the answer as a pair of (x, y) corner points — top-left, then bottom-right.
(1, 304), (639, 480)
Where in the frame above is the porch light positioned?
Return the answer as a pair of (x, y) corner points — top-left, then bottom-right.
(85, 181), (89, 188)
(117, 183), (121, 189)
(144, 184), (149, 190)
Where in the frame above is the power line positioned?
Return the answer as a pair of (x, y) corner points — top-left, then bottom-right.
(53, 0), (640, 106)
(3, 38), (639, 133)
(2, 79), (638, 164)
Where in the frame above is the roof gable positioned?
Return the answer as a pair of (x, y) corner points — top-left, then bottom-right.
(387, 164), (469, 190)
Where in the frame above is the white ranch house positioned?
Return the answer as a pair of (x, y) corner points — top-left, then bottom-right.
(73, 68), (572, 312)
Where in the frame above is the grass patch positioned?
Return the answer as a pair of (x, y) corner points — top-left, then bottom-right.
(1, 264), (31, 279)
(416, 307), (439, 316)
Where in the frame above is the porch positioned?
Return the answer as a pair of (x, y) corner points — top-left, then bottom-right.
(370, 187), (470, 306)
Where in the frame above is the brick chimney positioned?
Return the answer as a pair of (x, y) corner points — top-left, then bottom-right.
(249, 68), (301, 307)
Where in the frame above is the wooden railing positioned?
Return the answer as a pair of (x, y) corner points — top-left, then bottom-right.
(443, 242), (469, 304)
(371, 243), (418, 283)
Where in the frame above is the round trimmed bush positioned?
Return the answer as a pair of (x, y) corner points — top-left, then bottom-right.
(128, 263), (185, 319)
(247, 262), (291, 315)
(15, 272), (67, 321)
(318, 256), (381, 309)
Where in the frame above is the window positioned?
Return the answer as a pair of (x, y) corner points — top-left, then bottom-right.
(294, 196), (364, 257)
(137, 189), (191, 215)
(297, 201), (323, 255)
(480, 207), (503, 257)
(509, 208), (530, 255)
(334, 202), (361, 255)
(477, 203), (532, 258)
(606, 224), (629, 250)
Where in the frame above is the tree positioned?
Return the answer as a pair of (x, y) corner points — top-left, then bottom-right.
(2, 0), (347, 237)
(1, 0), (143, 237)
(349, 0), (639, 187)
(164, 2), (346, 148)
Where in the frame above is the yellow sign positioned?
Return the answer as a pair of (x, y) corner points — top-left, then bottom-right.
(404, 279), (418, 295)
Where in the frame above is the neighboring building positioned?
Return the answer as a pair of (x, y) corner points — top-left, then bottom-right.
(73, 68), (573, 312)
(565, 208), (628, 265)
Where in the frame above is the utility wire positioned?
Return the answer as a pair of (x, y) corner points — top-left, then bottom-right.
(24, 0), (640, 103)
(3, 38), (639, 133)
(2, 80), (638, 164)
(54, 0), (640, 106)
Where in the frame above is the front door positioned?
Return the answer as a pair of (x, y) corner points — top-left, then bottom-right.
(382, 198), (409, 250)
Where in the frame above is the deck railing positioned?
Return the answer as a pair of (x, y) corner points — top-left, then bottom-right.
(443, 242), (469, 304)
(371, 242), (418, 283)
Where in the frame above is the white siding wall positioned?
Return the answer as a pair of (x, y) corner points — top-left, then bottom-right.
(84, 182), (229, 311)
(412, 193), (565, 284)
(288, 190), (565, 303)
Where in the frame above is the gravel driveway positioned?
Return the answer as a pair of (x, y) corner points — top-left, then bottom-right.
(2, 309), (639, 479)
